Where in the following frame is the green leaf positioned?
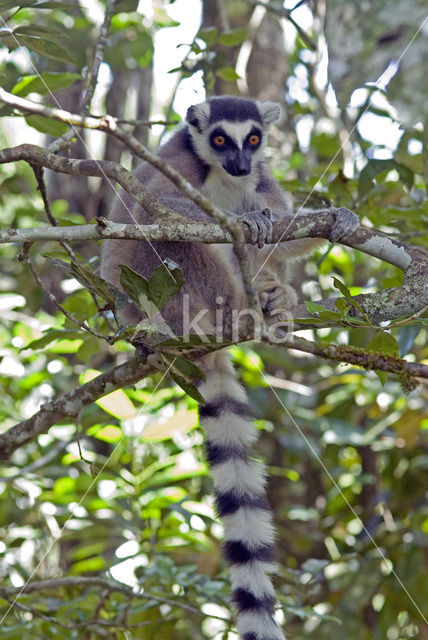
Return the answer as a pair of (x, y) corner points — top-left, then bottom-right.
(25, 114), (68, 136)
(218, 28), (247, 47)
(216, 67), (240, 82)
(13, 24), (69, 42)
(334, 297), (350, 316)
(148, 259), (184, 310)
(170, 355), (206, 383)
(49, 258), (120, 308)
(305, 299), (343, 322)
(197, 27), (218, 46)
(13, 34), (77, 64)
(366, 330), (400, 358)
(397, 324), (422, 356)
(366, 330), (400, 385)
(358, 159), (414, 197)
(87, 424), (123, 443)
(77, 337), (100, 363)
(24, 328), (82, 350)
(119, 265), (149, 304)
(332, 277), (368, 320)
(130, 30), (154, 68)
(162, 353), (206, 403)
(12, 72), (80, 97)
(170, 372), (205, 404)
(305, 300), (331, 315)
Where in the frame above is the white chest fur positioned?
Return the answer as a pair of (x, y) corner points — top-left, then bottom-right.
(202, 167), (262, 215)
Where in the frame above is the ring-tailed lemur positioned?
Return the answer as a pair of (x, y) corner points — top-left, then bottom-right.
(101, 96), (357, 640)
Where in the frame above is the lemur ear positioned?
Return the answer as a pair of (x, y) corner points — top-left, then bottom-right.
(186, 102), (210, 133)
(258, 101), (281, 127)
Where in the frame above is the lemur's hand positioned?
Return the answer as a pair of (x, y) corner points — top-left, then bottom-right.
(239, 208), (273, 248)
(329, 207), (359, 243)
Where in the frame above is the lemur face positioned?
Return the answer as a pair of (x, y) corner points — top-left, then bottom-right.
(186, 96), (280, 178)
(208, 121), (263, 177)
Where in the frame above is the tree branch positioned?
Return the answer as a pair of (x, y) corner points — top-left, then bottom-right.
(262, 334), (428, 389)
(0, 143), (426, 326)
(0, 91), (427, 461)
(48, 0), (116, 153)
(0, 355), (155, 460)
(0, 575), (200, 615)
(80, 0), (116, 116)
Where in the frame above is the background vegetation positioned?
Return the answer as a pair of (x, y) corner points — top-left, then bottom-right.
(0, 1), (427, 639)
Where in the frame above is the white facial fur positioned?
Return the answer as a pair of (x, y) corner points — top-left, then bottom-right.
(186, 99), (281, 172)
(185, 98), (281, 213)
(190, 119), (265, 172)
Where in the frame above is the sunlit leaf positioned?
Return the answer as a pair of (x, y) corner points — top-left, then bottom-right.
(81, 369), (136, 419)
(87, 424), (123, 443)
(141, 409), (199, 442)
(12, 72), (80, 96)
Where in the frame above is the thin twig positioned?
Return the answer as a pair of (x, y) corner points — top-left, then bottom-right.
(80, 0), (116, 115)
(0, 575), (201, 615)
(18, 243), (111, 343)
(31, 164), (78, 262)
(48, 0), (116, 153)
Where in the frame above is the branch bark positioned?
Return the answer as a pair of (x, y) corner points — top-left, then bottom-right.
(0, 356), (155, 460)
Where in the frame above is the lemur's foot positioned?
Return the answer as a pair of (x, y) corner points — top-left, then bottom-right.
(239, 208), (273, 248)
(329, 207), (359, 243)
(260, 284), (298, 316)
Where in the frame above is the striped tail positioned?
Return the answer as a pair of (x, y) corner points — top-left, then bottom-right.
(198, 351), (285, 640)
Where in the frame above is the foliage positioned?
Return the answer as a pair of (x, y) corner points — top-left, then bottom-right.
(0, 1), (427, 639)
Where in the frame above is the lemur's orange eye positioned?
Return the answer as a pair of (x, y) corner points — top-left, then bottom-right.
(248, 134), (260, 145)
(213, 135), (226, 146)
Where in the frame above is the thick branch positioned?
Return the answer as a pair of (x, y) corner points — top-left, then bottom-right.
(0, 142), (180, 222)
(3, 88), (428, 323)
(0, 175), (427, 325)
(0, 356), (155, 460)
